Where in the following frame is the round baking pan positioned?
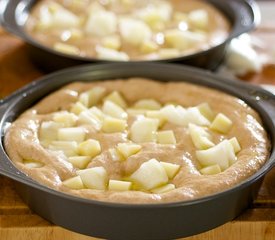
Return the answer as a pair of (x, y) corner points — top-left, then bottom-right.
(0, 63), (274, 240)
(0, 0), (260, 72)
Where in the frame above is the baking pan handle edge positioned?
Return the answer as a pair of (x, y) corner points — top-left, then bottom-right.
(0, 98), (22, 179)
(0, 0), (25, 36)
(0, 155), (36, 187)
(229, 0), (261, 40)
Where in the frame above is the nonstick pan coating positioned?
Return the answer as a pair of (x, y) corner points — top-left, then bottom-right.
(0, 63), (274, 240)
(0, 0), (260, 72)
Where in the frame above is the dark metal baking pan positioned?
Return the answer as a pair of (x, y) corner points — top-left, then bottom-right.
(0, 63), (274, 240)
(0, 0), (260, 72)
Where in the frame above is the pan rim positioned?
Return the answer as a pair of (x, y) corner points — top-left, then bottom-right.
(0, 0), (260, 64)
(0, 62), (274, 209)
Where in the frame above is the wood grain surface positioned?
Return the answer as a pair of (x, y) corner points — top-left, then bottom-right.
(0, 18), (275, 240)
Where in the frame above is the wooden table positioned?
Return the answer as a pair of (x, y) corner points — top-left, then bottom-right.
(1, 11), (275, 240)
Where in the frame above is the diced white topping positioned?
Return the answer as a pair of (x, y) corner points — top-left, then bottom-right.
(80, 87), (106, 107)
(63, 176), (84, 190)
(151, 183), (175, 194)
(196, 140), (236, 171)
(48, 141), (78, 157)
(185, 107), (211, 126)
(53, 111), (78, 127)
(130, 159), (168, 190)
(197, 103), (215, 121)
(39, 121), (63, 143)
(188, 9), (209, 30)
(200, 164), (222, 175)
(155, 1), (173, 21)
(140, 40), (159, 54)
(130, 118), (159, 143)
(136, 0), (172, 29)
(85, 10), (117, 37)
(134, 99), (162, 110)
(96, 46), (129, 61)
(160, 162), (180, 179)
(78, 110), (102, 130)
(104, 91), (127, 109)
(87, 2), (105, 13)
(119, 18), (152, 46)
(160, 105), (210, 126)
(165, 29), (206, 50)
(188, 123), (214, 150)
(78, 139), (101, 158)
(77, 167), (108, 190)
(54, 43), (80, 55)
(57, 127), (86, 142)
(116, 143), (142, 159)
(157, 130), (176, 144)
(102, 116), (127, 133)
(108, 180), (132, 191)
(60, 29), (83, 41)
(137, 1), (172, 23)
(51, 6), (80, 28)
(210, 113), (232, 134)
(70, 102), (88, 115)
(36, 3), (80, 30)
(67, 156), (92, 169)
(160, 105), (184, 126)
(108, 148), (124, 161)
(102, 35), (122, 50)
(89, 107), (105, 121)
(102, 100), (128, 120)
(127, 108), (147, 116)
(37, 6), (52, 29)
(146, 110), (166, 127)
(78, 92), (89, 107)
(229, 137), (241, 153)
